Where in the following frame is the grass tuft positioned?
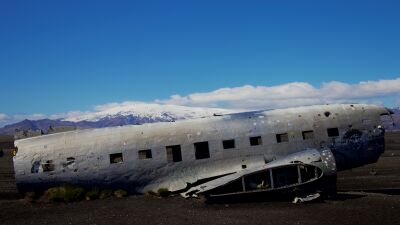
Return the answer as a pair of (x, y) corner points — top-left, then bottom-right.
(85, 187), (100, 200)
(24, 192), (39, 202)
(42, 184), (85, 203)
(99, 189), (113, 199)
(114, 189), (128, 198)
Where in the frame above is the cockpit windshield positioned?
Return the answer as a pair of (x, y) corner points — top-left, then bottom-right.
(380, 108), (395, 130)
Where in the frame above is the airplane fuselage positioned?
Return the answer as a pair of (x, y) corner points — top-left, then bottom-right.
(13, 104), (390, 194)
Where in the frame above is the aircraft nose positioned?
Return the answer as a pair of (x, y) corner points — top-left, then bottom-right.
(331, 126), (385, 171)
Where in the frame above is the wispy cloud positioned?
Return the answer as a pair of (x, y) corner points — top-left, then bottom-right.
(1, 78), (399, 128)
(157, 78), (400, 109)
(0, 113), (8, 121)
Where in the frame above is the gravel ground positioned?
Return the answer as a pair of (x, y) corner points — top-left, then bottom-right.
(0, 192), (399, 225)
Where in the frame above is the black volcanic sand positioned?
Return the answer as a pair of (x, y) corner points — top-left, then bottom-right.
(0, 193), (399, 225)
(0, 131), (399, 225)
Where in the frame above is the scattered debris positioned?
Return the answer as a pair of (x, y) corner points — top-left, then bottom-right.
(292, 193), (321, 204)
(369, 169), (377, 175)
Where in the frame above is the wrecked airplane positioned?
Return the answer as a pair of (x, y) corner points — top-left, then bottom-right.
(12, 104), (395, 199)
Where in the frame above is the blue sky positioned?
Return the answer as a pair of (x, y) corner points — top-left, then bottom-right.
(1, 0), (400, 125)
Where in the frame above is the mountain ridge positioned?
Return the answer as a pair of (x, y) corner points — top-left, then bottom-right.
(1, 105), (399, 136)
(0, 104), (232, 135)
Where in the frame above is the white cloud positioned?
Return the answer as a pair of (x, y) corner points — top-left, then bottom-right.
(158, 82), (319, 107)
(0, 113), (8, 121)
(320, 79), (400, 99)
(1, 77), (400, 128)
(158, 78), (400, 109)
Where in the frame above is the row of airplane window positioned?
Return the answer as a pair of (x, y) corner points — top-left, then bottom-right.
(34, 127), (340, 173)
(108, 127), (340, 164)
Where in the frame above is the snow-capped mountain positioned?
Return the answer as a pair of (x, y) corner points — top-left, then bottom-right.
(0, 103), (235, 135)
(62, 102), (231, 122)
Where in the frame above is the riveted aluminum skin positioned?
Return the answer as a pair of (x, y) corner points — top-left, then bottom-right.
(13, 104), (390, 195)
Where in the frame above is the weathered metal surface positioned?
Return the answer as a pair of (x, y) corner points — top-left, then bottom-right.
(13, 104), (391, 196)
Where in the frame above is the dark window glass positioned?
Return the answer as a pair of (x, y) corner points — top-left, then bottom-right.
(249, 136), (262, 146)
(327, 128), (339, 137)
(67, 157), (75, 162)
(63, 157), (76, 168)
(110, 153), (124, 164)
(299, 165), (318, 182)
(138, 150), (152, 160)
(223, 139), (235, 149)
(166, 145), (182, 162)
(272, 166), (299, 188)
(194, 141), (210, 159)
(276, 133), (289, 143)
(302, 130), (314, 140)
(31, 161), (41, 173)
(42, 160), (55, 172)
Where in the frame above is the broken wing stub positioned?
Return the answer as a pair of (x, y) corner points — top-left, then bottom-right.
(182, 148), (337, 198)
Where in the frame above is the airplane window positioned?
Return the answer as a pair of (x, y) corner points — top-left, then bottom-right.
(194, 141), (210, 159)
(67, 157), (75, 162)
(63, 157), (76, 168)
(302, 130), (314, 140)
(276, 133), (289, 143)
(362, 119), (371, 125)
(327, 128), (339, 137)
(380, 114), (395, 129)
(110, 153), (124, 164)
(42, 160), (55, 172)
(272, 166), (299, 188)
(223, 139), (235, 149)
(249, 136), (262, 146)
(31, 161), (41, 173)
(244, 171), (271, 191)
(166, 145), (182, 162)
(138, 150), (152, 160)
(299, 165), (318, 182)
